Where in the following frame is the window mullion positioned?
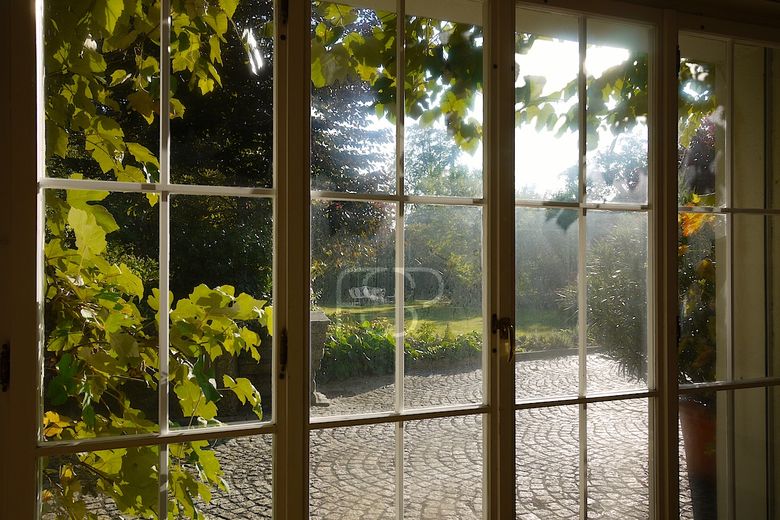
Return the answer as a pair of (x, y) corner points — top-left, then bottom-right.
(577, 15), (588, 520)
(394, 2), (406, 518)
(485, 0), (516, 517)
(157, 0), (172, 516)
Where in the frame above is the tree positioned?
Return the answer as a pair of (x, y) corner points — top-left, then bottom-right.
(42, 1), (272, 517)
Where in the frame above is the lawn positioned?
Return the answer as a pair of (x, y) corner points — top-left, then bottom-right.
(319, 301), (574, 338)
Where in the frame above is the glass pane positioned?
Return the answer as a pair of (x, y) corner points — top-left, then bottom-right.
(773, 48), (780, 212)
(585, 20), (650, 204)
(733, 215), (780, 379)
(169, 195), (273, 427)
(678, 34), (728, 208)
(169, 436), (273, 519)
(734, 388), (768, 518)
(678, 213), (727, 384)
(310, 424), (395, 519)
(773, 387), (780, 520)
(679, 389), (772, 519)
(515, 208), (579, 400)
(586, 211), (648, 393)
(43, 190), (159, 440)
(170, 1), (274, 187)
(404, 2), (483, 198)
(41, 446), (159, 518)
(43, 2), (160, 182)
(311, 201), (396, 417)
(516, 406), (579, 518)
(310, 2), (396, 194)
(403, 415), (483, 519)
(733, 44), (768, 209)
(404, 204), (483, 409)
(679, 391), (723, 520)
(515, 9), (579, 201)
(587, 399), (649, 519)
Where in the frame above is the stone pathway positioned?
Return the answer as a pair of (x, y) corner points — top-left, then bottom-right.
(67, 354), (693, 518)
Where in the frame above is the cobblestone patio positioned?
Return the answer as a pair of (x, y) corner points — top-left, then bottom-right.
(71, 354), (694, 519)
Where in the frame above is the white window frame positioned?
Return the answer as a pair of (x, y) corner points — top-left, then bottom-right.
(2, 0), (780, 519)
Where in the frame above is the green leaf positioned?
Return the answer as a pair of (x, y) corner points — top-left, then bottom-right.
(126, 142), (160, 168)
(218, 0), (239, 18)
(193, 357), (221, 404)
(174, 379), (218, 420)
(92, 0), (125, 34)
(68, 207), (107, 254)
(115, 263), (144, 299)
(109, 69), (130, 87)
(47, 353), (79, 406)
(46, 124), (68, 158)
(90, 449), (126, 475)
(127, 91), (156, 124)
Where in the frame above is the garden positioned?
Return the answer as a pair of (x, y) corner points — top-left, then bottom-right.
(38, 0), (720, 517)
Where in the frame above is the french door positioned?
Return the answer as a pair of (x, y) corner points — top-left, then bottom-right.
(2, 0), (780, 518)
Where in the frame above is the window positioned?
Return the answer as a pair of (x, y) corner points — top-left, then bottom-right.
(2, 0), (780, 519)
(677, 34), (780, 519)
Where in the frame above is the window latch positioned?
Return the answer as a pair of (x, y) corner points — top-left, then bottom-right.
(279, 329), (288, 380)
(1, 343), (9, 392)
(491, 315), (515, 364)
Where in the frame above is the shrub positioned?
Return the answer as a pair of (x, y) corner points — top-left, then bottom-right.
(317, 319), (483, 383)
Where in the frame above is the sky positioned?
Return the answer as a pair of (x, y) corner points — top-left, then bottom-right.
(355, 34), (642, 199)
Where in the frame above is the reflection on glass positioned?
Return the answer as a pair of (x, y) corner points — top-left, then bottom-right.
(310, 2), (396, 194)
(404, 204), (483, 408)
(404, 4), (483, 198)
(41, 447), (159, 519)
(310, 201), (396, 417)
(43, 190), (159, 440)
(310, 424), (395, 519)
(404, 415), (483, 519)
(171, 0), (274, 187)
(43, 2), (160, 182)
(587, 399), (649, 519)
(515, 208), (578, 400)
(515, 9), (579, 201)
(586, 211), (648, 393)
(678, 213), (727, 384)
(170, 196), (273, 426)
(733, 215), (780, 379)
(516, 407), (579, 518)
(734, 388), (768, 518)
(169, 437), (273, 519)
(678, 34), (728, 208)
(733, 44), (768, 209)
(586, 20), (650, 204)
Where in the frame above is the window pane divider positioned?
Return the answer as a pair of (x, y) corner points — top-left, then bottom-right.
(515, 389), (657, 410)
(679, 376), (780, 393)
(35, 422), (276, 457)
(576, 15), (588, 520)
(38, 178), (276, 199)
(677, 206), (780, 215)
(157, 0), (172, 515)
(310, 190), (484, 206)
(310, 403), (489, 430)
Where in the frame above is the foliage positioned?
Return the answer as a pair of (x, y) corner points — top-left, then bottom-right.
(677, 211), (719, 384)
(558, 215), (648, 381)
(317, 318), (482, 383)
(41, 0), (273, 517)
(515, 329), (577, 353)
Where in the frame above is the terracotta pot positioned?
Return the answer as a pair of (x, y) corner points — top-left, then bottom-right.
(679, 398), (718, 519)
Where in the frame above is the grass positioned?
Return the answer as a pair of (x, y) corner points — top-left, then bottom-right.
(319, 301), (575, 338)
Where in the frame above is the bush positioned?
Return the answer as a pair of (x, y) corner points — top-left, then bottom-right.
(515, 329), (577, 352)
(317, 319), (483, 383)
